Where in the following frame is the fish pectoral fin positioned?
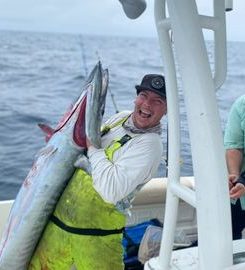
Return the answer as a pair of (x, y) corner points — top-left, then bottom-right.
(38, 123), (55, 142)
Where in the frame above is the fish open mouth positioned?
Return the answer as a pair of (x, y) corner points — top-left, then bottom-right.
(43, 62), (106, 149)
(47, 88), (88, 148)
(73, 96), (87, 148)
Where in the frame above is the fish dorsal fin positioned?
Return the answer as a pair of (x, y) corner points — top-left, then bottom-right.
(38, 123), (55, 142)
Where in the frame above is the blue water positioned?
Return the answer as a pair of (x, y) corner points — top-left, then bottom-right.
(0, 29), (244, 200)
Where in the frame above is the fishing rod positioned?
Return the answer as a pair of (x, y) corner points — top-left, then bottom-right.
(108, 87), (119, 113)
(165, 123), (169, 177)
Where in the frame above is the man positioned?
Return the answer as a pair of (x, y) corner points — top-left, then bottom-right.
(224, 94), (245, 240)
(29, 74), (167, 270)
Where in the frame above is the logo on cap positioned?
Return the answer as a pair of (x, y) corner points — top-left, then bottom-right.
(151, 77), (164, 89)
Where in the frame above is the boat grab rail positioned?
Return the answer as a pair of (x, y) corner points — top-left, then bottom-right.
(156, 0), (227, 90)
(145, 0), (233, 269)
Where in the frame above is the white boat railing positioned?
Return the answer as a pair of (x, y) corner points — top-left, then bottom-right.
(145, 0), (242, 269)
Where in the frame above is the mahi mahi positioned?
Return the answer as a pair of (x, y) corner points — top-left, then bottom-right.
(0, 61), (108, 270)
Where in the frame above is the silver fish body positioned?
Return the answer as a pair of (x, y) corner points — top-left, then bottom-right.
(0, 61), (108, 270)
(86, 67), (109, 148)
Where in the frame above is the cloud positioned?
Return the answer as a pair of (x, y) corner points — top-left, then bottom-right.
(0, 0), (244, 41)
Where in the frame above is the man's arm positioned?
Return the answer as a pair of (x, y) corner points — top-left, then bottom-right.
(226, 148), (245, 198)
(226, 148), (243, 181)
(224, 97), (245, 198)
(87, 133), (163, 204)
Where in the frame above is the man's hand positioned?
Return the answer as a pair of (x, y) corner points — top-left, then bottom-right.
(228, 174), (239, 190)
(230, 182), (245, 199)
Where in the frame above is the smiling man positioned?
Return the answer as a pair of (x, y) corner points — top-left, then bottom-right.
(133, 74), (167, 129)
(29, 74), (167, 270)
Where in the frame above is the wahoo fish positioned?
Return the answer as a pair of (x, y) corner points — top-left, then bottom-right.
(0, 61), (108, 270)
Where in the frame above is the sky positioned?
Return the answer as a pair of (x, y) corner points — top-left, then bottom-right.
(0, 0), (244, 42)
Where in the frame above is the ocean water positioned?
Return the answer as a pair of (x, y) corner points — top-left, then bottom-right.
(0, 30), (244, 200)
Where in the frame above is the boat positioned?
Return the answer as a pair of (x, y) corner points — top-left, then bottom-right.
(0, 177), (197, 239)
(1, 0), (245, 269)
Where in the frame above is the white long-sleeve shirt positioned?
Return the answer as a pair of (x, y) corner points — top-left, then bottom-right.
(87, 111), (163, 205)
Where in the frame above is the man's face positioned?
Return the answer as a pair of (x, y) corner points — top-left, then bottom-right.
(132, 90), (167, 129)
